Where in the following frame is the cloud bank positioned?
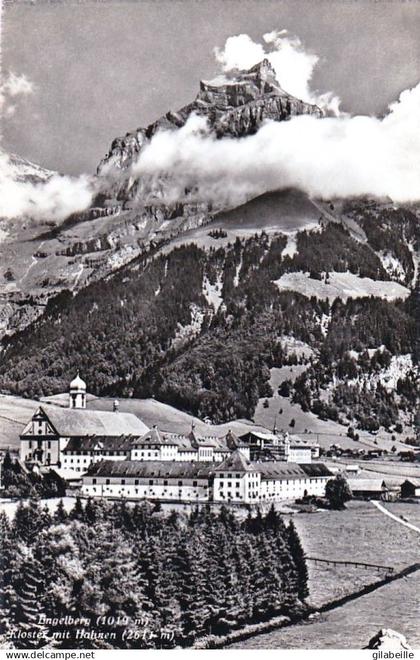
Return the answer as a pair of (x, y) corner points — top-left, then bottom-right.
(133, 80), (420, 205)
(214, 32), (341, 115)
(0, 152), (96, 222)
(0, 71), (96, 222)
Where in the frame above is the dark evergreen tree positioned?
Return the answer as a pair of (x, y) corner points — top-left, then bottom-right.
(12, 556), (48, 649)
(286, 520), (309, 600)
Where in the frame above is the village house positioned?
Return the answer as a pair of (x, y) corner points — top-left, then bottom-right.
(346, 477), (400, 501)
(238, 430), (319, 463)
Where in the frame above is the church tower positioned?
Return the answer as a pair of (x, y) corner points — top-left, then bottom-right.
(69, 374), (87, 409)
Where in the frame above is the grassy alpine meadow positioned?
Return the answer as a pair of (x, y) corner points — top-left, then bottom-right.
(285, 500), (420, 608)
(228, 569), (420, 649)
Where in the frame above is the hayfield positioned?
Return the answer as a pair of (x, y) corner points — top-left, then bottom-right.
(230, 501), (420, 649)
(287, 500), (420, 608)
(229, 570), (420, 649)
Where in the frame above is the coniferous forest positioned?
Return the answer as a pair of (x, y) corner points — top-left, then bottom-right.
(0, 202), (417, 429)
(0, 499), (309, 650)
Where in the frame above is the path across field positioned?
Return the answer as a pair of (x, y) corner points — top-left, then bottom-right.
(372, 500), (420, 534)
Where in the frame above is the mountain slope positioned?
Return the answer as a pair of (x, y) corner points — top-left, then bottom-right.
(0, 191), (417, 432)
(0, 61), (324, 340)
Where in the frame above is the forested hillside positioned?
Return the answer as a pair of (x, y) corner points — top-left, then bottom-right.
(0, 199), (418, 430)
(0, 500), (308, 649)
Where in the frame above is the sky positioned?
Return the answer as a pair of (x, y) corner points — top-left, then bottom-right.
(2, 0), (420, 176)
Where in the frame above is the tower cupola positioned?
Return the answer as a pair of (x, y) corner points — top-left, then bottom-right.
(69, 373), (87, 409)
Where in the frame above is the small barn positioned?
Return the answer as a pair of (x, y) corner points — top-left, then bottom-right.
(348, 478), (390, 500)
(400, 479), (420, 499)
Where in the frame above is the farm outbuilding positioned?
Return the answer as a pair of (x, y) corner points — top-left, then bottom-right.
(348, 478), (391, 500)
(400, 479), (420, 499)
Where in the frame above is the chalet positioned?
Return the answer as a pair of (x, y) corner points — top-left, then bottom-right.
(238, 430), (315, 463)
(401, 479), (420, 499)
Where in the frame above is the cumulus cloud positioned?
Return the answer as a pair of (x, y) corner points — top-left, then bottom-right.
(0, 71), (34, 120)
(3, 72), (33, 97)
(215, 31), (341, 115)
(0, 152), (96, 222)
(132, 81), (420, 205)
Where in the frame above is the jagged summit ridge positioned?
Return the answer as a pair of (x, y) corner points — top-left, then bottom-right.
(199, 58), (287, 107)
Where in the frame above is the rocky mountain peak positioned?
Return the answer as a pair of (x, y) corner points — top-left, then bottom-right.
(197, 58), (286, 109)
(96, 60), (323, 202)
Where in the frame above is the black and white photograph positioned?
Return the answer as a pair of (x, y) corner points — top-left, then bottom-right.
(0, 0), (419, 653)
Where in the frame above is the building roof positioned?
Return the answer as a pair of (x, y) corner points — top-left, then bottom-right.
(165, 433), (229, 453)
(258, 462), (333, 481)
(288, 434), (312, 448)
(63, 435), (135, 452)
(348, 478), (388, 492)
(239, 430), (314, 448)
(214, 449), (256, 473)
(132, 427), (176, 447)
(69, 374), (86, 391)
(299, 463), (334, 478)
(86, 460), (215, 479)
(239, 431), (279, 443)
(39, 406), (149, 437)
(224, 430), (248, 449)
(401, 478), (420, 487)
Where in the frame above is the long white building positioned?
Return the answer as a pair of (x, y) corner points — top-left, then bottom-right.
(81, 449), (333, 504)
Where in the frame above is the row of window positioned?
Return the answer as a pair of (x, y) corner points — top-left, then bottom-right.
(91, 478), (206, 487)
(88, 487), (208, 499)
(65, 450), (129, 456)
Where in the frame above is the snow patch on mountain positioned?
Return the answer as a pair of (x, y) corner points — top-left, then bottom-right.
(320, 313), (331, 337)
(281, 234), (298, 258)
(273, 271), (410, 301)
(233, 254), (243, 287)
(7, 153), (55, 182)
(278, 335), (314, 360)
(203, 274), (224, 311)
(347, 354), (414, 392)
(378, 251), (406, 282)
(106, 245), (138, 270)
(408, 241), (419, 286)
(172, 304), (205, 348)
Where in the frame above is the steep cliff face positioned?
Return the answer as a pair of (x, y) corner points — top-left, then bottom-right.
(0, 153), (212, 338)
(97, 60), (323, 198)
(0, 61), (323, 339)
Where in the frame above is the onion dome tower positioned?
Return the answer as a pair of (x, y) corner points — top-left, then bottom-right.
(69, 373), (87, 409)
